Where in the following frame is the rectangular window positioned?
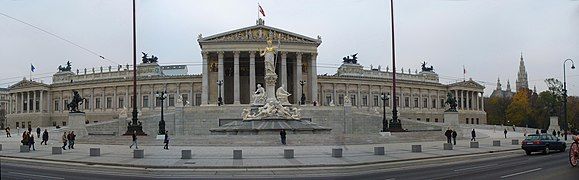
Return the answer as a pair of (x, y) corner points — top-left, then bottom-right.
(404, 97), (409, 107)
(155, 96), (162, 107)
(106, 97), (112, 109)
(374, 95), (379, 107)
(435, 118), (439, 122)
(54, 100), (59, 111)
(21, 122), (25, 128)
(62, 121), (66, 126)
(426, 118), (430, 122)
(476, 118), (479, 124)
(417, 118), (421, 121)
(338, 94), (344, 105)
(441, 98), (445, 108)
(95, 98), (101, 109)
(350, 94), (357, 106)
(432, 99), (437, 109)
(414, 98), (419, 108)
(326, 95), (332, 106)
(85, 99), (90, 110)
(385, 95), (390, 107)
(23, 100), (27, 111)
(423, 98), (428, 108)
(466, 118), (469, 124)
(35, 100), (39, 112)
(143, 95), (149, 108)
(130, 96), (134, 108)
(396, 96), (400, 107)
(15, 122), (19, 128)
(362, 95), (368, 106)
(182, 94), (189, 106)
(458, 99), (462, 109)
(118, 97), (124, 108)
(471, 119), (474, 124)
(195, 93), (201, 106)
(64, 100), (68, 110)
(169, 94), (175, 107)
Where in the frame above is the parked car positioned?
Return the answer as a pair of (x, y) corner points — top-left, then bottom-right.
(522, 134), (566, 155)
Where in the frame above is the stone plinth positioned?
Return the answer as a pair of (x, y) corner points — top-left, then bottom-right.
(443, 111), (462, 137)
(412, 145), (422, 152)
(332, 148), (343, 158)
(547, 116), (561, 133)
(68, 112), (88, 137)
(233, 150), (242, 159)
(374, 147), (385, 155)
(0, 144), (2, 151)
(181, 150), (192, 159)
(52, 147), (62, 154)
(20, 145), (29, 153)
(443, 143), (453, 150)
(90, 148), (100, 156)
(134, 149), (144, 158)
(284, 149), (294, 159)
(493, 140), (501, 146)
(470, 141), (479, 148)
(512, 139), (519, 145)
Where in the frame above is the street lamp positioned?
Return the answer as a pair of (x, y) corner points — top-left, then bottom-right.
(155, 91), (167, 135)
(124, 0), (146, 136)
(299, 80), (306, 105)
(388, 0), (403, 131)
(381, 93), (390, 132)
(563, 58), (575, 140)
(217, 80), (223, 106)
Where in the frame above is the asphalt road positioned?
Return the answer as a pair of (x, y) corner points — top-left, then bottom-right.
(1, 150), (578, 180)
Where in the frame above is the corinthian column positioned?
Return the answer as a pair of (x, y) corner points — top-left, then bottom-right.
(201, 51), (209, 105)
(218, 51), (224, 103)
(249, 52), (256, 101)
(294, 52), (303, 104)
(233, 51), (240, 104)
(309, 52), (318, 104)
(280, 52), (287, 88)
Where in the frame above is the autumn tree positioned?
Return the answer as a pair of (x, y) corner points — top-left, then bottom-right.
(506, 88), (532, 126)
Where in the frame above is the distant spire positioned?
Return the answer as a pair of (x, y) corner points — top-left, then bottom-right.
(534, 85), (537, 93)
(516, 52), (529, 90)
(506, 80), (512, 92)
(496, 77), (502, 90)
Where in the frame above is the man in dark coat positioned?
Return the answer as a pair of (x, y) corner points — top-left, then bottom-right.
(41, 129), (49, 145)
(471, 129), (476, 141)
(36, 127), (41, 138)
(28, 134), (36, 151)
(444, 128), (452, 144)
(129, 131), (138, 149)
(452, 130), (458, 145)
(504, 129), (508, 139)
(163, 131), (169, 150)
(280, 129), (287, 145)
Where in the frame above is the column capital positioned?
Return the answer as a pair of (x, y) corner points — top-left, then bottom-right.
(217, 51), (225, 56)
(233, 51), (240, 57)
(201, 51), (209, 57)
(311, 52), (318, 57)
(249, 51), (256, 57)
(296, 52), (304, 56)
(281, 51), (288, 56)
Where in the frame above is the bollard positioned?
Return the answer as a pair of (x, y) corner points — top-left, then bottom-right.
(512, 139), (519, 145)
(284, 149), (294, 159)
(493, 140), (501, 146)
(374, 147), (385, 155)
(332, 148), (343, 158)
(233, 150), (242, 159)
(52, 147), (62, 154)
(90, 148), (100, 156)
(20, 145), (29, 153)
(181, 150), (192, 159)
(134, 149), (144, 158)
(412, 145), (422, 152)
(443, 143), (453, 150)
(470, 141), (479, 148)
(0, 144), (2, 151)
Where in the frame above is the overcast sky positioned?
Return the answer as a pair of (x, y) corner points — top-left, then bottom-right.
(1, 0), (578, 96)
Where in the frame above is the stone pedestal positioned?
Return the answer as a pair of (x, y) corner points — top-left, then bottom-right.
(470, 141), (479, 148)
(68, 113), (88, 137)
(20, 145), (29, 153)
(233, 150), (242, 159)
(374, 147), (385, 155)
(332, 148), (343, 158)
(443, 111), (462, 137)
(493, 140), (501, 146)
(90, 148), (100, 156)
(547, 116), (561, 133)
(443, 143), (453, 150)
(52, 147), (62, 154)
(134, 149), (144, 158)
(181, 150), (192, 159)
(512, 139), (519, 145)
(412, 145), (422, 152)
(284, 149), (294, 159)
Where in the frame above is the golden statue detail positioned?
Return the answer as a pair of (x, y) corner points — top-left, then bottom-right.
(260, 37), (277, 75)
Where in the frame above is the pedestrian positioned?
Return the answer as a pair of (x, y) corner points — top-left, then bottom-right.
(67, 131), (72, 149)
(21, 131), (29, 146)
(504, 129), (508, 139)
(28, 133), (36, 151)
(129, 131), (138, 149)
(557, 130), (561, 137)
(41, 129), (49, 145)
(452, 130), (458, 145)
(69, 131), (76, 149)
(28, 126), (32, 134)
(17, 126), (20, 134)
(445, 128), (452, 144)
(62, 132), (68, 150)
(5, 127), (11, 137)
(536, 129), (539, 134)
(512, 125), (516, 132)
(471, 129), (476, 141)
(280, 129), (287, 145)
(163, 131), (170, 150)
(552, 130), (556, 137)
(36, 126), (41, 138)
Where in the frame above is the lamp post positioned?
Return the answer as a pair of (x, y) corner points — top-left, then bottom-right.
(388, 0), (402, 131)
(381, 93), (390, 132)
(217, 80), (223, 106)
(299, 80), (306, 105)
(155, 91), (167, 135)
(124, 0), (146, 136)
(563, 58), (575, 140)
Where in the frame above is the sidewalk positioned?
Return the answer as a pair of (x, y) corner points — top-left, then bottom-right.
(0, 136), (527, 168)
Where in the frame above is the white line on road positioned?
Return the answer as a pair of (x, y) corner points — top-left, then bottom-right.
(453, 164), (497, 172)
(500, 168), (542, 178)
(6, 171), (64, 180)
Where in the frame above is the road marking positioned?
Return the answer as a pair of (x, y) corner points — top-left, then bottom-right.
(7, 171), (64, 179)
(500, 168), (542, 178)
(452, 164), (496, 172)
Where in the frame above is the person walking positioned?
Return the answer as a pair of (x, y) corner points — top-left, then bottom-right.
(5, 127), (11, 137)
(69, 131), (76, 149)
(557, 131), (561, 137)
(36, 126), (41, 138)
(504, 129), (508, 139)
(163, 131), (169, 150)
(28, 133), (36, 151)
(129, 131), (138, 149)
(444, 128), (452, 144)
(552, 130), (557, 137)
(62, 132), (68, 150)
(67, 132), (72, 149)
(21, 131), (29, 145)
(280, 129), (287, 145)
(17, 126), (20, 134)
(536, 129), (540, 134)
(41, 129), (49, 145)
(452, 130), (458, 145)
(471, 129), (476, 141)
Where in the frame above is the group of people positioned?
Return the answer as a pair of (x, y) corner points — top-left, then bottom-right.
(444, 128), (459, 145)
(20, 127), (49, 151)
(62, 131), (76, 150)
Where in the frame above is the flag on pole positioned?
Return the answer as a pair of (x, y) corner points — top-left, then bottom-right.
(463, 65), (466, 74)
(258, 3), (266, 17)
(31, 64), (35, 72)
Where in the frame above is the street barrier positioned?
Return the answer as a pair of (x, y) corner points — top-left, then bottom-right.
(374, 147), (385, 155)
(511, 139), (519, 145)
(443, 143), (453, 150)
(412, 145), (422, 152)
(52, 147), (62, 154)
(134, 149), (144, 158)
(470, 141), (479, 148)
(233, 150), (242, 159)
(181, 150), (192, 159)
(332, 148), (343, 158)
(284, 149), (294, 159)
(90, 148), (100, 156)
(493, 140), (501, 146)
(20, 145), (29, 153)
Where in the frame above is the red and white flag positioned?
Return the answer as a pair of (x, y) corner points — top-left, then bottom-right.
(258, 3), (266, 17)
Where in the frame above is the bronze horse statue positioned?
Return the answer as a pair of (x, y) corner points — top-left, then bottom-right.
(67, 90), (86, 113)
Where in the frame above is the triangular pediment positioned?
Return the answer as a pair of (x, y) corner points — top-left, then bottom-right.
(8, 79), (49, 90)
(198, 24), (321, 45)
(449, 80), (485, 89)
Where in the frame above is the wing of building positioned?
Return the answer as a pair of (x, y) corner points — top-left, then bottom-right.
(4, 19), (487, 131)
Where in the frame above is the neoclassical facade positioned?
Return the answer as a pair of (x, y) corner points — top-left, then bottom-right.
(4, 19), (486, 129)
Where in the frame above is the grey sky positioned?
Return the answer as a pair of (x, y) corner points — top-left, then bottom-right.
(0, 0), (578, 96)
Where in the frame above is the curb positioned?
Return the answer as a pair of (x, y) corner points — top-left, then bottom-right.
(0, 148), (521, 169)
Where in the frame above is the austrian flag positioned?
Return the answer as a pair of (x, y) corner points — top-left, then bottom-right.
(258, 4), (266, 17)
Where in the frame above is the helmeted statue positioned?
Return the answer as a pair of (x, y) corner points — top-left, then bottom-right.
(67, 90), (86, 113)
(260, 37), (277, 75)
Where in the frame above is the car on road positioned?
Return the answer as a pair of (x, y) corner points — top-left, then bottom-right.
(522, 134), (566, 155)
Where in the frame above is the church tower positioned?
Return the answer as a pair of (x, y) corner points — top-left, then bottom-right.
(496, 78), (502, 90)
(516, 52), (529, 90)
(506, 80), (512, 92)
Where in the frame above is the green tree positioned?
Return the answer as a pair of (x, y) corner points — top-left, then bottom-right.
(507, 89), (531, 126)
(486, 96), (510, 125)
